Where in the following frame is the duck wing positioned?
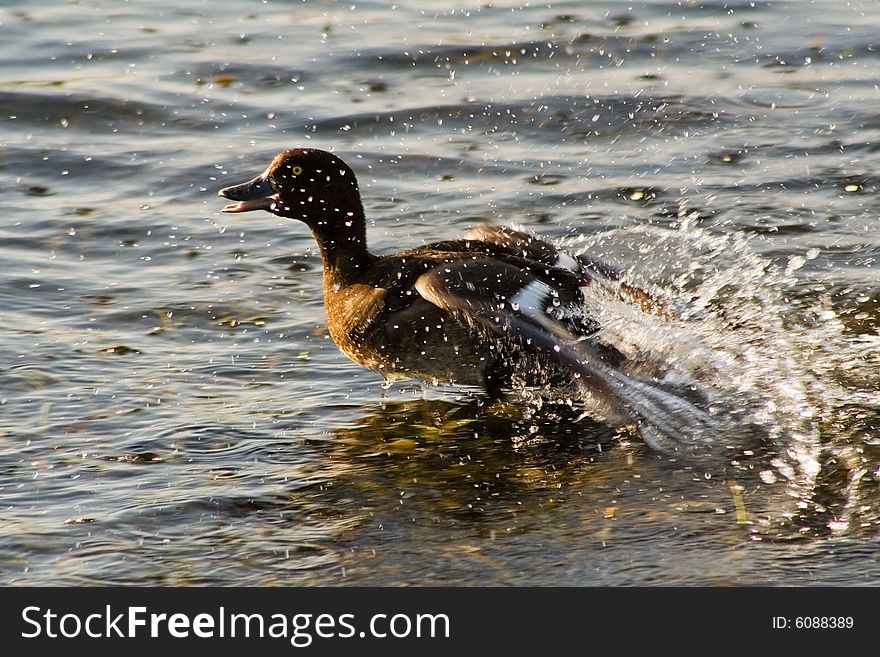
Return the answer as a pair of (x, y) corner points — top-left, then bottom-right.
(466, 224), (669, 317)
(466, 224), (617, 276)
(413, 258), (717, 453)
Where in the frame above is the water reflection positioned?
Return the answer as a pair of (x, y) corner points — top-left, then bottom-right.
(302, 398), (782, 585)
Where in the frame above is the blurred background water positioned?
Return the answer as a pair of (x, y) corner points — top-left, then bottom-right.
(1, 0), (878, 585)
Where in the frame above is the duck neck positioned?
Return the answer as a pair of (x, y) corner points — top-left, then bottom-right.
(310, 208), (373, 284)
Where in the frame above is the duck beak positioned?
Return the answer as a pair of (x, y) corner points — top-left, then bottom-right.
(218, 174), (278, 213)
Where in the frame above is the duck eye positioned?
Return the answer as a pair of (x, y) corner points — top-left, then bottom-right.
(291, 165), (303, 175)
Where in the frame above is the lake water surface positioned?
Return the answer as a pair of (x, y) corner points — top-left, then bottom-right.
(1, 0), (879, 585)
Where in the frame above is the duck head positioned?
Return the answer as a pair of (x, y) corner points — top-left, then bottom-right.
(219, 148), (369, 267)
(219, 147), (364, 223)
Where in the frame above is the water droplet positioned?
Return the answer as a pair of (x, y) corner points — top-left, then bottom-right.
(759, 470), (777, 484)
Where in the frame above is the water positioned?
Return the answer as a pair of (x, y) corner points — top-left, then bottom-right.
(1, 0), (878, 585)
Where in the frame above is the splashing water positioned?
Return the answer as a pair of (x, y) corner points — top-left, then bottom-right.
(553, 219), (869, 517)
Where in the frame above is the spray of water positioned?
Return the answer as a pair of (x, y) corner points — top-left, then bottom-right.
(554, 217), (871, 523)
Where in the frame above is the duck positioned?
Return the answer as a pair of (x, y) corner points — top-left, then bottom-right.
(218, 147), (716, 452)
